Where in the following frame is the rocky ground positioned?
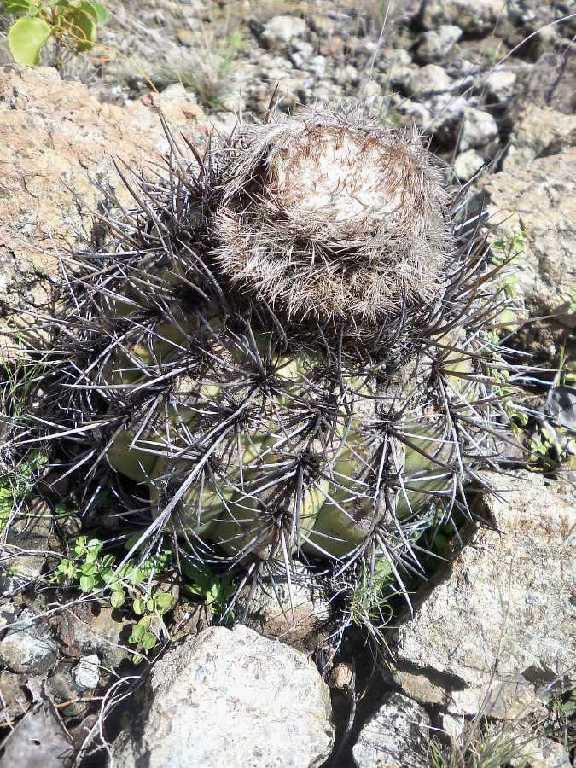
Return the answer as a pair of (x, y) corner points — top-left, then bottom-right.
(0, 1), (575, 766)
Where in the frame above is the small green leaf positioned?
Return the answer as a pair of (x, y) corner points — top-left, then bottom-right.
(79, 574), (95, 592)
(154, 592), (176, 614)
(146, 598), (155, 613)
(111, 589), (125, 609)
(140, 631), (157, 651)
(132, 598), (146, 615)
(2, 0), (35, 16)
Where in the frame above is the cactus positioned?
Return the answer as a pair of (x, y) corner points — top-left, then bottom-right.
(7, 106), (528, 631)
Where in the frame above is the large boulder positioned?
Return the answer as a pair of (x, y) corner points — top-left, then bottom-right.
(482, 148), (576, 325)
(390, 472), (576, 719)
(0, 66), (204, 359)
(112, 624), (334, 768)
(353, 693), (431, 768)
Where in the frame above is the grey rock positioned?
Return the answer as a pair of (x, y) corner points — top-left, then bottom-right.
(0, 671), (29, 726)
(415, 26), (463, 64)
(353, 693), (431, 768)
(421, 0), (506, 35)
(407, 64), (452, 97)
(0, 609), (57, 675)
(503, 105), (576, 171)
(261, 15), (307, 49)
(459, 107), (498, 150)
(483, 69), (517, 102)
(73, 653), (101, 691)
(67, 606), (131, 669)
(239, 563), (330, 653)
(454, 149), (485, 179)
(0, 500), (60, 583)
(0, 704), (71, 768)
(391, 472), (576, 718)
(482, 148), (576, 323)
(112, 625), (334, 768)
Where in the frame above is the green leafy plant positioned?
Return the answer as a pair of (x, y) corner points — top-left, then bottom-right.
(183, 563), (236, 622)
(53, 536), (177, 659)
(2, 0), (108, 67)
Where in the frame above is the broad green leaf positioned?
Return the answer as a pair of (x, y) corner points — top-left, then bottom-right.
(132, 598), (146, 615)
(141, 631), (157, 651)
(154, 592), (176, 614)
(2, 0), (35, 16)
(110, 589), (125, 609)
(79, 574), (95, 592)
(7, 16), (50, 67)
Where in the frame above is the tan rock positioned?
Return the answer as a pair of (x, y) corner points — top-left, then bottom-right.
(391, 472), (576, 719)
(482, 149), (576, 325)
(0, 66), (204, 359)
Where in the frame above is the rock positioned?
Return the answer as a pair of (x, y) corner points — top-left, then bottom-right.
(459, 107), (499, 150)
(239, 564), (330, 653)
(352, 693), (431, 768)
(0, 66), (204, 360)
(112, 625), (334, 768)
(0, 499), (60, 584)
(64, 605), (131, 669)
(0, 609), (58, 675)
(420, 0), (506, 36)
(407, 64), (452, 97)
(455, 149), (485, 179)
(261, 15), (307, 49)
(73, 654), (101, 691)
(0, 671), (29, 726)
(482, 148), (576, 323)
(0, 704), (71, 768)
(415, 26), (463, 63)
(483, 69), (517, 102)
(517, 52), (576, 114)
(505, 727), (572, 767)
(391, 472), (576, 718)
(503, 105), (576, 170)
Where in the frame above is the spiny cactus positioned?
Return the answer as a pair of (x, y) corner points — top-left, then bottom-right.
(5, 106), (530, 634)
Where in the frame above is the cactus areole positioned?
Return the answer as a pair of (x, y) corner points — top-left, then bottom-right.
(30, 108), (519, 585)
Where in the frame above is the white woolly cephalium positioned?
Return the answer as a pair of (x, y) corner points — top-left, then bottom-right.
(212, 108), (452, 323)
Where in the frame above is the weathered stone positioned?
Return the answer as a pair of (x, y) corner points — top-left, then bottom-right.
(483, 69), (517, 102)
(65, 606), (131, 669)
(0, 609), (58, 675)
(0, 499), (60, 583)
(73, 654), (101, 691)
(454, 149), (485, 180)
(0, 704), (71, 768)
(420, 0), (506, 35)
(415, 26), (463, 63)
(459, 107), (499, 150)
(482, 149), (576, 323)
(407, 64), (451, 97)
(240, 565), (330, 653)
(261, 15), (307, 49)
(0, 66), (204, 360)
(391, 472), (576, 718)
(503, 105), (576, 170)
(352, 693), (431, 768)
(0, 671), (29, 726)
(112, 625), (334, 768)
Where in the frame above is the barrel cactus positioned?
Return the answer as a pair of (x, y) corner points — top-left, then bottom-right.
(13, 106), (525, 628)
